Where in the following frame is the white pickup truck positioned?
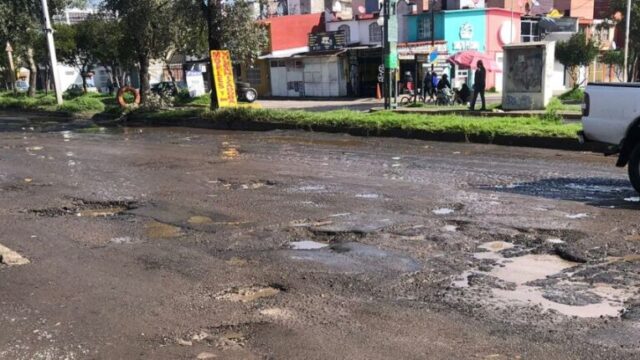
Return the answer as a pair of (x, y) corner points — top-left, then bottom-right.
(580, 83), (640, 192)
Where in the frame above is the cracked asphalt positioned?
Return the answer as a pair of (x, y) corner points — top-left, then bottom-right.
(1, 111), (640, 359)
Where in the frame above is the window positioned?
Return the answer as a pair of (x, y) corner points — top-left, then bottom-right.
(369, 23), (382, 43)
(417, 16), (432, 41)
(338, 25), (351, 44)
(247, 68), (261, 85)
(521, 19), (540, 43)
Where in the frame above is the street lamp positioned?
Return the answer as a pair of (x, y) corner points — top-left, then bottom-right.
(623, 0), (631, 82)
(40, 0), (63, 105)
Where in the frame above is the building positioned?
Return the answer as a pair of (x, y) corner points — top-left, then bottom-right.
(52, 7), (96, 25)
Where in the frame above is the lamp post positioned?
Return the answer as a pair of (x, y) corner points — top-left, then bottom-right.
(5, 42), (16, 95)
(40, 0), (63, 105)
(623, 0), (632, 82)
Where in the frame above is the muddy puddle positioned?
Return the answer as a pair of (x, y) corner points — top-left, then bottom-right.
(456, 241), (632, 318)
(285, 242), (421, 274)
(144, 221), (183, 239)
(215, 285), (281, 302)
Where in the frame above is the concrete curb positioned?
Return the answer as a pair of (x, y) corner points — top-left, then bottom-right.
(124, 113), (606, 153)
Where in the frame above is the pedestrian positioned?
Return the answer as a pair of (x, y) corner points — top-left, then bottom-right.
(423, 67), (433, 102)
(430, 67), (438, 100)
(436, 73), (450, 90)
(470, 60), (486, 111)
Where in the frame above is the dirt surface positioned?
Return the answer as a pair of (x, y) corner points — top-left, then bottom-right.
(1, 111), (640, 359)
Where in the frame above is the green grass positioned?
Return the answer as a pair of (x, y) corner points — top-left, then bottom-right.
(57, 96), (106, 113)
(134, 107), (581, 139)
(558, 88), (584, 102)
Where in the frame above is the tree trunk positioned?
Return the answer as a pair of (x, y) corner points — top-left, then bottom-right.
(27, 47), (37, 97)
(139, 54), (151, 104)
(207, 1), (222, 110)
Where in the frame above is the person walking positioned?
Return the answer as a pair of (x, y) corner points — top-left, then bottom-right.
(469, 60), (486, 111)
(423, 66), (434, 102)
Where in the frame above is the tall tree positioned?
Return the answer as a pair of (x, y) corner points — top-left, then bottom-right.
(556, 32), (599, 88)
(54, 22), (98, 93)
(103, 0), (175, 104)
(0, 0), (72, 96)
(611, 0), (640, 81)
(176, 0), (268, 109)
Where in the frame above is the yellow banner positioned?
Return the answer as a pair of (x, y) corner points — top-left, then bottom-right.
(210, 50), (237, 108)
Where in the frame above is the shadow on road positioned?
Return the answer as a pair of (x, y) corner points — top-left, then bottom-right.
(483, 177), (640, 209)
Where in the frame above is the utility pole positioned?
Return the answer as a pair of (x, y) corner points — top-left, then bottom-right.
(383, 0), (390, 109)
(40, 0), (63, 105)
(623, 0), (632, 82)
(5, 42), (16, 95)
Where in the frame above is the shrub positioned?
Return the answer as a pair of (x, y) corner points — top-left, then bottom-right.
(541, 97), (563, 123)
(58, 95), (105, 113)
(558, 88), (584, 102)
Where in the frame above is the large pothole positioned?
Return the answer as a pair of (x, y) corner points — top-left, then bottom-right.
(29, 199), (137, 218)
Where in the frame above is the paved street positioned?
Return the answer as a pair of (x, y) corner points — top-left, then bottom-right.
(1, 111), (640, 359)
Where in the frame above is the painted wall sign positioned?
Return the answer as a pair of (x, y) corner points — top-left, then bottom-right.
(308, 31), (347, 52)
(210, 50), (237, 108)
(459, 23), (473, 40)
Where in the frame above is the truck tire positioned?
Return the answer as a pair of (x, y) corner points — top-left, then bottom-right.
(628, 143), (640, 193)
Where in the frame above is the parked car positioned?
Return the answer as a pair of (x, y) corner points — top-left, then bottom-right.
(151, 81), (184, 98)
(580, 83), (640, 192)
(15, 80), (29, 93)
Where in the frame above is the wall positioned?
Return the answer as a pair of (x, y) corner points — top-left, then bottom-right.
(485, 0), (553, 15)
(264, 13), (325, 51)
(326, 18), (380, 45)
(303, 57), (347, 96)
(502, 42), (555, 109)
(554, 0), (594, 19)
(405, 12), (446, 42)
(485, 8), (521, 89)
(442, 9), (486, 54)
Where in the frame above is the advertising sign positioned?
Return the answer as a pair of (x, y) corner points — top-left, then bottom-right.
(210, 50), (237, 108)
(186, 70), (206, 97)
(308, 31), (347, 52)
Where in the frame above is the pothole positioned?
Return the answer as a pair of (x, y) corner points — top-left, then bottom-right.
(289, 240), (329, 250)
(214, 285), (284, 302)
(188, 216), (214, 225)
(144, 221), (183, 239)
(455, 242), (633, 318)
(30, 199), (136, 218)
(212, 178), (276, 190)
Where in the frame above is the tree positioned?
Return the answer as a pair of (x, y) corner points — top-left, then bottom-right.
(0, 0), (72, 96)
(556, 32), (599, 88)
(601, 50), (625, 81)
(103, 0), (176, 104)
(176, 0), (268, 109)
(611, 0), (640, 81)
(54, 22), (99, 93)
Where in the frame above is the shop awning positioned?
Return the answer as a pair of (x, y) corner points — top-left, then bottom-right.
(448, 51), (502, 72)
(259, 47), (309, 59)
(292, 49), (348, 58)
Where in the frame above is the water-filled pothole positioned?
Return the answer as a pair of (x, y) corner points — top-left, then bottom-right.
(456, 242), (632, 318)
(215, 284), (284, 302)
(30, 199), (136, 217)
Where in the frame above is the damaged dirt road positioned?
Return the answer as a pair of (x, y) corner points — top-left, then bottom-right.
(1, 112), (640, 359)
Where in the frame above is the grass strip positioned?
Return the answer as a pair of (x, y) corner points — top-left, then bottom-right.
(135, 107), (581, 139)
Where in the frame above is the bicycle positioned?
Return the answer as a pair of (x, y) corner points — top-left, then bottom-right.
(399, 89), (426, 106)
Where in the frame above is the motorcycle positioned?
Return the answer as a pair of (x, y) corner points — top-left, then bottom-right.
(236, 82), (257, 103)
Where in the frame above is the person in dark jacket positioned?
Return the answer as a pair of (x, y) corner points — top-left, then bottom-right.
(436, 74), (451, 90)
(469, 60), (486, 111)
(423, 65), (435, 102)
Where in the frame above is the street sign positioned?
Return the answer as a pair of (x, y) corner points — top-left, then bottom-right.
(210, 50), (237, 108)
(385, 42), (399, 69)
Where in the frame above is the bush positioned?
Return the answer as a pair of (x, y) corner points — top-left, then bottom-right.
(58, 95), (106, 113)
(558, 88), (584, 102)
(541, 97), (563, 123)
